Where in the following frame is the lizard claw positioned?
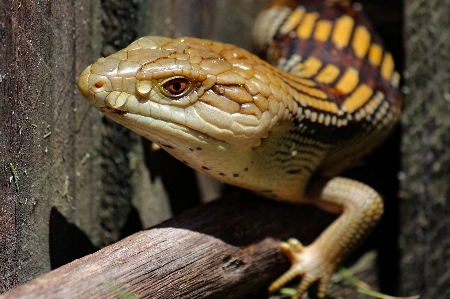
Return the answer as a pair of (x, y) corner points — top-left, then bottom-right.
(269, 238), (333, 299)
(279, 238), (305, 261)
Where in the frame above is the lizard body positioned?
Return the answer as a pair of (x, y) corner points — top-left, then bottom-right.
(78, 1), (400, 297)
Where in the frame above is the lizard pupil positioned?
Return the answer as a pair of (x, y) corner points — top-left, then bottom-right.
(172, 81), (182, 91)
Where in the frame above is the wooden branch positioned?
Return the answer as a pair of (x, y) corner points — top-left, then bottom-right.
(0, 191), (334, 299)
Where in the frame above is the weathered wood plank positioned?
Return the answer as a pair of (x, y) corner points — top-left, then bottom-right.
(401, 0), (450, 297)
(0, 0), (104, 291)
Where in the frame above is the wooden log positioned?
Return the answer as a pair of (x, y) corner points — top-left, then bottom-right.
(0, 191), (334, 299)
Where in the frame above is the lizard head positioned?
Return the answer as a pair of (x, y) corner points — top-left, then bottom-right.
(78, 36), (292, 187)
(78, 36), (287, 149)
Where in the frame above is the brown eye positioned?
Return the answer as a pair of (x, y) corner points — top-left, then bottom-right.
(161, 77), (190, 97)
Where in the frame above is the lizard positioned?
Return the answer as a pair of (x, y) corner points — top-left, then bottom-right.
(77, 0), (401, 297)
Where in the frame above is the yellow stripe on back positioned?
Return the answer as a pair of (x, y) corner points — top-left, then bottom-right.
(335, 67), (359, 95)
(315, 64), (340, 84)
(381, 53), (394, 81)
(297, 93), (339, 114)
(295, 56), (323, 78)
(279, 7), (306, 35)
(297, 12), (320, 39)
(332, 15), (354, 49)
(368, 44), (383, 66)
(311, 98), (339, 114)
(314, 20), (333, 42)
(352, 26), (371, 58)
(343, 84), (374, 112)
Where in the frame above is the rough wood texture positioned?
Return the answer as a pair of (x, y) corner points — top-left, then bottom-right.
(401, 0), (450, 297)
(0, 192), (334, 299)
(0, 0), (104, 291)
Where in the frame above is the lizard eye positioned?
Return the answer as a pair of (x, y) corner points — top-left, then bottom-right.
(160, 77), (191, 98)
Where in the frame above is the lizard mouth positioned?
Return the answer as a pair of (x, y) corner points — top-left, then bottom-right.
(102, 104), (225, 148)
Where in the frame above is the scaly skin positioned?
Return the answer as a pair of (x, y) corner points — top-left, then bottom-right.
(78, 1), (400, 298)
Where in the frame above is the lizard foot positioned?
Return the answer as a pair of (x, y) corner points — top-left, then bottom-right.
(269, 238), (333, 299)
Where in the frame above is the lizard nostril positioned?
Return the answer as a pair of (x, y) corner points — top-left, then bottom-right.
(92, 79), (107, 92)
(87, 74), (111, 93)
(94, 81), (104, 89)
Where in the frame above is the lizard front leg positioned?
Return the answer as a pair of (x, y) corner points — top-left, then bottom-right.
(269, 177), (384, 299)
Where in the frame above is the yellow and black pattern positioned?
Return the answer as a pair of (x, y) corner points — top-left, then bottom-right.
(253, 0), (401, 174)
(254, 1), (400, 121)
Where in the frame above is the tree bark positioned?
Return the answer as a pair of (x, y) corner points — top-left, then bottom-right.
(0, 192), (334, 299)
(401, 0), (450, 298)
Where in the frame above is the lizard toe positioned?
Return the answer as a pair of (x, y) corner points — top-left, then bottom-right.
(269, 242), (334, 299)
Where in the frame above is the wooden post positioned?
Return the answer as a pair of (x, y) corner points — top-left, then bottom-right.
(0, 0), (104, 291)
(401, 0), (450, 297)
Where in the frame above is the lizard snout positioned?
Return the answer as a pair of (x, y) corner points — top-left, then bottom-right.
(78, 65), (112, 105)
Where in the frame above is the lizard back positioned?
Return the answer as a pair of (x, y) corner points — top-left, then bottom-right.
(253, 0), (401, 177)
